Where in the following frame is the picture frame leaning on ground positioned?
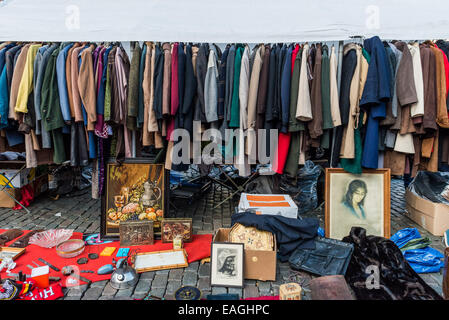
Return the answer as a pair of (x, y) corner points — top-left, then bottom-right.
(325, 168), (391, 240)
(210, 242), (244, 288)
(100, 158), (169, 240)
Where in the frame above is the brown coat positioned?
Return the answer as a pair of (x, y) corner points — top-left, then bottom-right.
(431, 46), (449, 128)
(390, 42), (418, 135)
(71, 45), (86, 122)
(66, 43), (80, 118)
(340, 44), (368, 159)
(420, 44), (438, 131)
(78, 44), (97, 131)
(162, 42), (171, 116)
(340, 43), (361, 159)
(142, 42), (153, 146)
(384, 150), (406, 176)
(247, 44), (264, 155)
(9, 44), (31, 120)
(423, 132), (439, 172)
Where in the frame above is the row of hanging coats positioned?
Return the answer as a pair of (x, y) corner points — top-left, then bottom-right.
(1, 36), (449, 198)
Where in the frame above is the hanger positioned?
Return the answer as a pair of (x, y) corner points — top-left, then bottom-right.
(349, 35), (364, 47)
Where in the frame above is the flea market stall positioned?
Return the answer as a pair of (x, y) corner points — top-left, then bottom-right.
(0, 0), (449, 301)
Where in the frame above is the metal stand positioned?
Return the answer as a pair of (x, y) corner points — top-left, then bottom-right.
(212, 166), (259, 209)
(0, 164), (31, 213)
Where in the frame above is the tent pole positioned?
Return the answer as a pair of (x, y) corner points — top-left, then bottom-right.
(330, 40), (344, 168)
(130, 41), (137, 158)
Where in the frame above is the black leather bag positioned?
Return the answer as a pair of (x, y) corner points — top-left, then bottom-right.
(288, 237), (354, 276)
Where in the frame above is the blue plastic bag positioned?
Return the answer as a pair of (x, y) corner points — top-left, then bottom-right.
(391, 228), (444, 274)
(403, 248), (444, 274)
(317, 227), (325, 237)
(390, 228), (421, 248)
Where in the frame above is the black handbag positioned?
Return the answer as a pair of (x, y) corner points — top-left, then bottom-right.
(288, 237), (354, 276)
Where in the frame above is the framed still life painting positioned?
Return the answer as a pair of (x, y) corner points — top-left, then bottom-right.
(325, 168), (391, 240)
(101, 159), (168, 240)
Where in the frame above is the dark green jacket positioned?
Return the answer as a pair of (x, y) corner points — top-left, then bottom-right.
(40, 47), (64, 132)
(127, 42), (141, 130)
(289, 47), (304, 132)
(137, 43), (147, 128)
(229, 45), (244, 128)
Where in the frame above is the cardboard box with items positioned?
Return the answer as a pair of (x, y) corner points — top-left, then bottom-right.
(405, 189), (449, 236)
(213, 225), (277, 281)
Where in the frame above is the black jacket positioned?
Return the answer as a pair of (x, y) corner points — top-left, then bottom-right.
(231, 211), (319, 262)
(152, 44), (164, 131)
(265, 44), (277, 123)
(193, 43), (209, 122)
(182, 44), (197, 136)
(217, 44), (230, 121)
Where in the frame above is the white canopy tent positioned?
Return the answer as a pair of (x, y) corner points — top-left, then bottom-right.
(0, 0), (449, 42)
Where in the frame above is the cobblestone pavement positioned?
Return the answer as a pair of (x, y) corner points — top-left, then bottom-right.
(0, 178), (444, 299)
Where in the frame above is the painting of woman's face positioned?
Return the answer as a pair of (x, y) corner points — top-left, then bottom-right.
(352, 187), (366, 204)
(326, 169), (390, 240)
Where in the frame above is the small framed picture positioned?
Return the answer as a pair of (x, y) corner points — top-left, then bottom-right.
(210, 242), (244, 288)
(161, 218), (193, 243)
(119, 220), (154, 246)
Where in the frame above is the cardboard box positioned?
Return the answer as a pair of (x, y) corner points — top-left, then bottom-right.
(213, 228), (277, 281)
(0, 187), (22, 208)
(0, 173), (47, 208)
(238, 193), (298, 219)
(0, 168), (34, 189)
(405, 189), (449, 236)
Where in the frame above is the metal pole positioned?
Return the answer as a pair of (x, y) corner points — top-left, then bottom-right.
(130, 41), (137, 158)
(0, 165), (31, 213)
(132, 131), (136, 158)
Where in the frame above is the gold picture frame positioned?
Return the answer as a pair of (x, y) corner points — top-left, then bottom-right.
(132, 249), (188, 273)
(325, 168), (391, 240)
(0, 247), (26, 262)
(101, 159), (168, 240)
(119, 220), (154, 246)
(161, 218), (193, 243)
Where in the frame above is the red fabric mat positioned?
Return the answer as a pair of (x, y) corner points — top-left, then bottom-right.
(0, 229), (212, 287)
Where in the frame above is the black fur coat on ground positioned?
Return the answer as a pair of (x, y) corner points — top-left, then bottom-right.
(342, 227), (443, 300)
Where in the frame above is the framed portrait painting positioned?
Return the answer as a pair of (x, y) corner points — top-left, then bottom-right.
(210, 242), (244, 288)
(325, 168), (391, 240)
(101, 158), (169, 240)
